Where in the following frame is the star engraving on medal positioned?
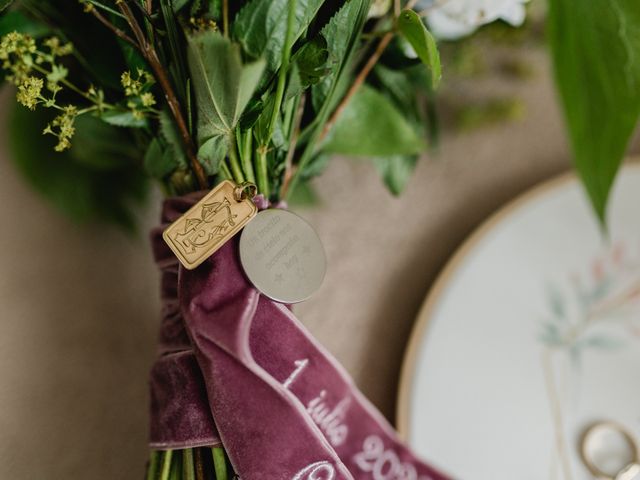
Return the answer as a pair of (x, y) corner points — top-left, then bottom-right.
(274, 272), (284, 283)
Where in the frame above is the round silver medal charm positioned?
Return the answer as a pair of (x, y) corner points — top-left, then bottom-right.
(239, 209), (326, 304)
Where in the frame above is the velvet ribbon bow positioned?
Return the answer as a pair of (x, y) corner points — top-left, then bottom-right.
(149, 193), (450, 480)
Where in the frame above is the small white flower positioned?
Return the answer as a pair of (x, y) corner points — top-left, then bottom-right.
(422, 0), (529, 40)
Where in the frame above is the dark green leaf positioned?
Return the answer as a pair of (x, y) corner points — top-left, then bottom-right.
(197, 135), (228, 175)
(233, 0), (325, 73)
(159, 110), (188, 169)
(144, 138), (179, 179)
(100, 110), (148, 128)
(238, 98), (265, 130)
(118, 39), (147, 72)
(160, 0), (189, 104)
(549, 0), (640, 224)
(0, 10), (50, 37)
(187, 31), (265, 142)
(254, 96), (286, 149)
(288, 180), (319, 206)
(69, 114), (140, 170)
(8, 105), (147, 229)
(372, 155), (418, 195)
(298, 153), (330, 179)
(294, 36), (330, 86)
(311, 0), (370, 112)
(397, 9), (441, 88)
(321, 85), (425, 157)
(0, 0), (13, 12)
(172, 0), (190, 12)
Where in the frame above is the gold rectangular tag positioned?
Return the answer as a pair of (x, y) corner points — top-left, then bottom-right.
(163, 180), (257, 270)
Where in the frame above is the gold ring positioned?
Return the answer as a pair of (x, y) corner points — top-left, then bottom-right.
(580, 421), (639, 479)
(234, 182), (258, 202)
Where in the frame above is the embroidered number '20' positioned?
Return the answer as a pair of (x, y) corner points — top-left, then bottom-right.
(354, 435), (434, 480)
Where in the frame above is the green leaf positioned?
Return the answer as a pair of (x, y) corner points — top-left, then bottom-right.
(548, 0), (640, 224)
(397, 9), (441, 88)
(187, 31), (265, 143)
(321, 85), (425, 157)
(100, 110), (148, 128)
(294, 36), (330, 87)
(8, 105), (147, 230)
(311, 0), (370, 112)
(197, 135), (228, 175)
(159, 110), (188, 169)
(0, 10), (50, 37)
(0, 0), (13, 12)
(69, 114), (140, 170)
(254, 96), (286, 149)
(372, 155), (418, 195)
(172, 0), (190, 12)
(288, 180), (319, 206)
(233, 0), (325, 73)
(144, 138), (179, 179)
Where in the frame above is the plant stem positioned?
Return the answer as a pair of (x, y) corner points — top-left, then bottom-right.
(182, 449), (196, 480)
(227, 135), (245, 183)
(287, 28), (395, 199)
(320, 31), (394, 142)
(159, 450), (173, 480)
(116, 0), (208, 190)
(219, 161), (233, 181)
(85, 4), (136, 45)
(222, 0), (229, 37)
(31, 62), (115, 108)
(255, 146), (270, 197)
(194, 448), (205, 480)
(240, 128), (256, 183)
(280, 94), (306, 198)
(146, 450), (161, 480)
(265, 0), (297, 144)
(212, 447), (229, 480)
(542, 351), (574, 480)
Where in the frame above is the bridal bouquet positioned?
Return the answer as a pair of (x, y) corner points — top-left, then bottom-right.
(1, 0), (638, 478)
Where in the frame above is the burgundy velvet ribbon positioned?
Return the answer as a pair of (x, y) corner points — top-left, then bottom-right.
(149, 194), (451, 480)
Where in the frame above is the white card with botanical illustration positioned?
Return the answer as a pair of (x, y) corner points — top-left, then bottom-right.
(398, 163), (640, 480)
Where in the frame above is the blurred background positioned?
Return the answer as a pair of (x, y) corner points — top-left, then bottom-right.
(0, 17), (638, 480)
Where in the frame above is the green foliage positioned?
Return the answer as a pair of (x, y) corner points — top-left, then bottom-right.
(0, 10), (49, 37)
(143, 111), (191, 180)
(0, 0), (13, 12)
(548, 0), (640, 225)
(197, 135), (229, 175)
(100, 110), (148, 128)
(372, 155), (418, 195)
(159, 110), (188, 170)
(8, 104), (147, 229)
(288, 180), (319, 206)
(310, 0), (370, 113)
(187, 31), (265, 142)
(293, 36), (330, 87)
(397, 9), (441, 88)
(321, 85), (425, 157)
(187, 31), (266, 175)
(233, 0), (325, 73)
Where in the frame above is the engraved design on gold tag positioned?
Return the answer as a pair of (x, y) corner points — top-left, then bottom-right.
(163, 180), (257, 270)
